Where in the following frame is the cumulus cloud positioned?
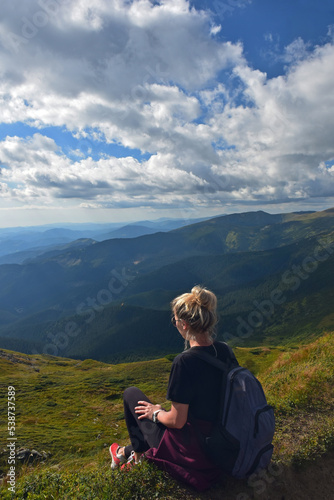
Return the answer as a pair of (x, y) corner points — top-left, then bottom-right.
(0, 134), (208, 208)
(207, 42), (334, 200)
(0, 0), (242, 120)
(0, 0), (333, 219)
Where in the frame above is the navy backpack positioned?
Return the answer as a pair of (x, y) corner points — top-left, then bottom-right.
(190, 343), (275, 478)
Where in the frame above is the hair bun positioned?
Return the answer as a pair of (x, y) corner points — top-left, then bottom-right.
(191, 285), (216, 312)
(171, 285), (218, 337)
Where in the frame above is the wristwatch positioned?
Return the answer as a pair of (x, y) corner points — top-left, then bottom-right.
(152, 409), (162, 423)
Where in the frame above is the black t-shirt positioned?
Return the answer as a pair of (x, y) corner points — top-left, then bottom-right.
(166, 341), (237, 422)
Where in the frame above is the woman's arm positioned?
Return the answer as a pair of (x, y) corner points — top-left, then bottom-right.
(135, 400), (189, 429)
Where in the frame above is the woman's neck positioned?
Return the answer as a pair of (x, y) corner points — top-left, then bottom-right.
(189, 337), (213, 347)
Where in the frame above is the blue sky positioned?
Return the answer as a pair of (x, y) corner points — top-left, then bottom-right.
(0, 0), (334, 227)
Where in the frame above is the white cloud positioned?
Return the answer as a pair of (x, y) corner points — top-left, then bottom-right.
(263, 36), (312, 67)
(0, 0), (333, 220)
(207, 42), (334, 200)
(282, 37), (311, 64)
(0, 0), (242, 114)
(0, 0), (243, 167)
(328, 24), (334, 40)
(0, 134), (208, 209)
(210, 24), (221, 36)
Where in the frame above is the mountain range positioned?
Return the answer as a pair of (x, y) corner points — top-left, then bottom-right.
(0, 208), (333, 362)
(0, 216), (207, 264)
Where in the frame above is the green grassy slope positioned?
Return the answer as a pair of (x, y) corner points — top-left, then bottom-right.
(0, 351), (171, 468)
(0, 332), (333, 499)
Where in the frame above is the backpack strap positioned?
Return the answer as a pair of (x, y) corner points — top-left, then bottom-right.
(224, 342), (239, 365)
(188, 341), (238, 371)
(187, 349), (229, 371)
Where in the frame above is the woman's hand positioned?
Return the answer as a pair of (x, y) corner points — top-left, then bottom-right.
(135, 400), (162, 421)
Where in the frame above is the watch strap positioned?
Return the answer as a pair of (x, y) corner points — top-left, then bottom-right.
(152, 409), (162, 423)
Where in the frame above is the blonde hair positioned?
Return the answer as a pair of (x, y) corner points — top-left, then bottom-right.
(171, 285), (217, 342)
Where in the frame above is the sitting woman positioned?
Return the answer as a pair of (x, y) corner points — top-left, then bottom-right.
(109, 285), (237, 491)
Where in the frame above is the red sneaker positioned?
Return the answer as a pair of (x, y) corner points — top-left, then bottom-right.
(109, 443), (126, 470)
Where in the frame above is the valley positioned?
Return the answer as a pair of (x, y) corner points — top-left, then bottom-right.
(0, 208), (333, 362)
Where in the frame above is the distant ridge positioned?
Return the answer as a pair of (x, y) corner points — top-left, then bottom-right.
(102, 224), (158, 240)
(0, 206), (333, 361)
